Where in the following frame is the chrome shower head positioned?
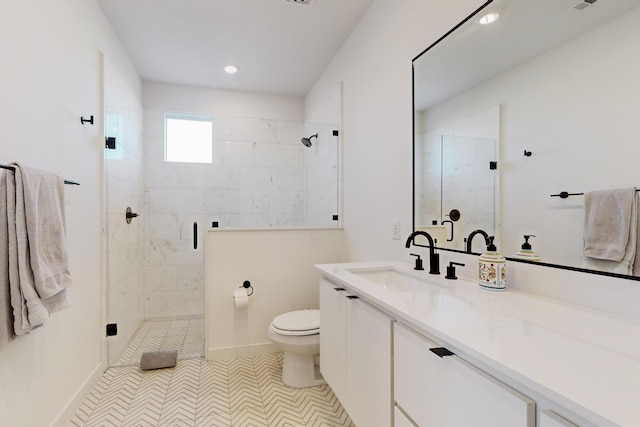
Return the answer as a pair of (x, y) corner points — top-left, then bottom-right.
(301, 133), (318, 147)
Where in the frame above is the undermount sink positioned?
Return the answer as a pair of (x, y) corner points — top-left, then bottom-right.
(346, 267), (429, 292)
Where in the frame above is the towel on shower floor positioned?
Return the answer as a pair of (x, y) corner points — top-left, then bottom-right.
(6, 164), (71, 334)
(140, 350), (178, 370)
(584, 188), (636, 262)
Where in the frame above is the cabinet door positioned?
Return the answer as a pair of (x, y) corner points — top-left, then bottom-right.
(319, 278), (347, 403)
(395, 406), (417, 427)
(540, 410), (579, 427)
(395, 323), (535, 427)
(346, 296), (393, 427)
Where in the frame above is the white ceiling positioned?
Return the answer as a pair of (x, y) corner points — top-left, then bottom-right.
(98, 0), (374, 97)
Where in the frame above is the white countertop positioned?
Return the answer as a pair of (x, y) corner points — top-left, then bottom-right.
(316, 260), (640, 427)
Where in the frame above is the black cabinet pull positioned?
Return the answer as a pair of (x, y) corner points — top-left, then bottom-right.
(346, 295), (359, 300)
(333, 288), (345, 292)
(429, 347), (455, 358)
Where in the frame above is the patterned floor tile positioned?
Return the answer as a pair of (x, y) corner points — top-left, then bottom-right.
(194, 413), (232, 427)
(68, 317), (354, 427)
(158, 398), (197, 426)
(120, 402), (163, 427)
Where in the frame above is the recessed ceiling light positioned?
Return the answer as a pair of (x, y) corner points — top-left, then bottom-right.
(224, 65), (238, 74)
(478, 12), (500, 25)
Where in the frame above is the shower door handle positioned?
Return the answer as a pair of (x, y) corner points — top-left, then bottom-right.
(193, 222), (198, 250)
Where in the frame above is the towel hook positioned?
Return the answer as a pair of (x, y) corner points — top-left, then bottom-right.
(80, 115), (94, 125)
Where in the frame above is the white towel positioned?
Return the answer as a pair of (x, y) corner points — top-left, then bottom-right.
(0, 170), (15, 344)
(7, 169), (44, 334)
(584, 188), (636, 261)
(6, 164), (71, 335)
(583, 188), (637, 275)
(15, 163), (73, 301)
(634, 199), (640, 276)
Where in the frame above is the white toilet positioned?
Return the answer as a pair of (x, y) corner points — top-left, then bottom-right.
(267, 309), (325, 388)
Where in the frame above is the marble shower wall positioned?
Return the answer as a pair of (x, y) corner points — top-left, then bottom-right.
(415, 133), (497, 249)
(415, 132), (442, 227)
(104, 60), (145, 365)
(143, 111), (339, 318)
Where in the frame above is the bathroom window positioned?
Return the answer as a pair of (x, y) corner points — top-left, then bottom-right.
(164, 113), (213, 163)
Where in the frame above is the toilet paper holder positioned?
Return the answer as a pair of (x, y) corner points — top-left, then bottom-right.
(239, 280), (254, 296)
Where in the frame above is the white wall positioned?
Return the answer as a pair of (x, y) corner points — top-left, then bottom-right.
(0, 1), (140, 426)
(205, 228), (345, 359)
(305, 0), (486, 261)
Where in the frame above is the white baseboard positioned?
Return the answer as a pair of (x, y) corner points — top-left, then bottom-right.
(207, 342), (279, 361)
(51, 360), (106, 427)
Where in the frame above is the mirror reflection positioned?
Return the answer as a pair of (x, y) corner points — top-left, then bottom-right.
(415, 106), (499, 253)
(413, 0), (640, 276)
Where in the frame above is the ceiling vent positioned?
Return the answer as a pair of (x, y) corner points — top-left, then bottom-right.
(285, 0), (315, 6)
(573, 0), (597, 11)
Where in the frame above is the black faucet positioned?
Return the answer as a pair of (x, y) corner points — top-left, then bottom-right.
(465, 229), (490, 253)
(405, 231), (440, 275)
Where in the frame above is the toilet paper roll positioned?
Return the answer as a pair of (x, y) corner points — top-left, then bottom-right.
(233, 288), (249, 309)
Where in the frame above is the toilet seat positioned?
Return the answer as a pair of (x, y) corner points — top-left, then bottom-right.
(271, 309), (319, 336)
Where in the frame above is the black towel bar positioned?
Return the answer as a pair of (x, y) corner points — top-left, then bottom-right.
(0, 163), (80, 185)
(551, 189), (640, 199)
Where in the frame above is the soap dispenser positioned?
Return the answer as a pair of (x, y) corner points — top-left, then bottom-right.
(513, 235), (541, 261)
(478, 236), (506, 291)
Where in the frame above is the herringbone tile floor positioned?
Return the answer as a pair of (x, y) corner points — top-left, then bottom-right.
(67, 319), (354, 427)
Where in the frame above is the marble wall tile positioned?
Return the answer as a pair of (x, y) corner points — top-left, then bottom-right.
(214, 140), (254, 166)
(175, 264), (204, 291)
(270, 167), (306, 192)
(252, 141), (303, 168)
(277, 120), (305, 146)
(145, 162), (179, 188)
(144, 265), (179, 292)
(142, 113), (340, 318)
(145, 214), (181, 240)
(202, 189), (242, 213)
(214, 116), (278, 144)
(146, 239), (202, 266)
(200, 166), (231, 190)
(145, 290), (205, 319)
(147, 188), (203, 214)
(176, 163), (212, 189)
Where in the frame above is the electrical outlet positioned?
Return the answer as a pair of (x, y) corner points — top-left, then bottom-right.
(392, 220), (401, 240)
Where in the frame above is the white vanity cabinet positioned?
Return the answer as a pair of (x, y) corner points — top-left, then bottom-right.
(394, 407), (417, 427)
(539, 411), (579, 427)
(319, 278), (393, 427)
(394, 323), (536, 427)
(319, 278), (348, 402)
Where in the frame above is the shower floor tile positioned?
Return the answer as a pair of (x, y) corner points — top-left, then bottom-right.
(114, 317), (205, 367)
